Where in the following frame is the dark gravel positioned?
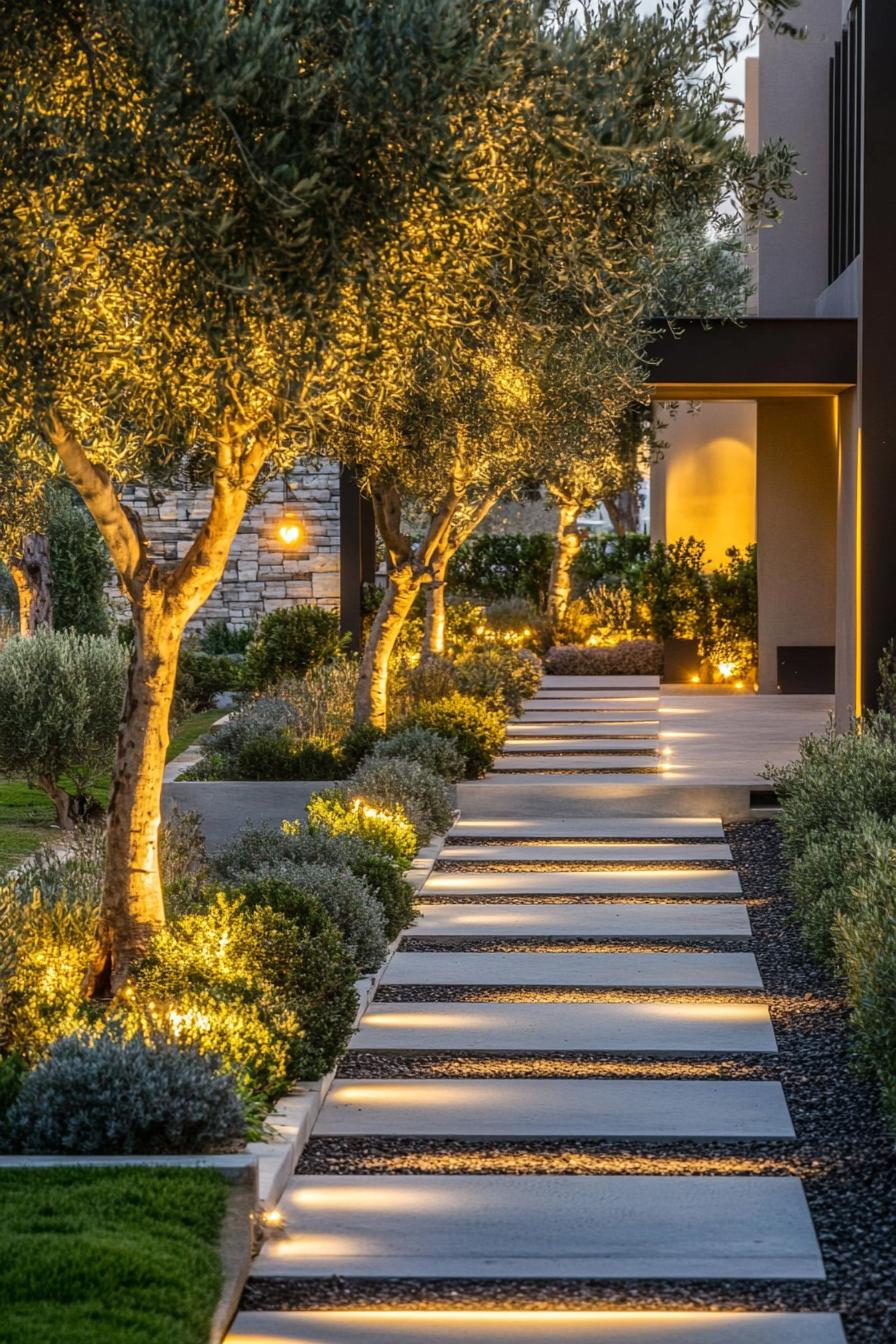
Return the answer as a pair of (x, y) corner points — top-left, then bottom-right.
(243, 821), (896, 1341)
(433, 859), (735, 871)
(399, 937), (755, 953)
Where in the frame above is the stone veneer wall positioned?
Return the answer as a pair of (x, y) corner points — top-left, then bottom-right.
(106, 462), (342, 630)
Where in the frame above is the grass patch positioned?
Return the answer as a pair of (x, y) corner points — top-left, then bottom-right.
(0, 709), (220, 874)
(167, 708), (222, 763)
(0, 1166), (228, 1344)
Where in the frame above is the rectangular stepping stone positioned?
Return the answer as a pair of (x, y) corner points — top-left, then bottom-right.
(439, 843), (731, 863)
(315, 1078), (795, 1137)
(500, 740), (660, 754)
(506, 723), (660, 736)
(250, 1174), (821, 1279)
(351, 1000), (778, 1053)
(411, 901), (751, 938)
(382, 951), (763, 988)
(542, 675), (661, 688)
(524, 696), (659, 707)
(229, 1311), (846, 1342)
(422, 870), (742, 896)
(516, 711), (660, 721)
(449, 818), (726, 839)
(491, 755), (662, 771)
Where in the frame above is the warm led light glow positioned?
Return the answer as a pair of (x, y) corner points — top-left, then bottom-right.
(690, 674), (700, 683)
(716, 661), (736, 680)
(260, 1208), (284, 1227)
(277, 514), (302, 546)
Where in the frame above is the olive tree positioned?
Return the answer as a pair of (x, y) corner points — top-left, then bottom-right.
(0, 0), (550, 992)
(337, 0), (795, 719)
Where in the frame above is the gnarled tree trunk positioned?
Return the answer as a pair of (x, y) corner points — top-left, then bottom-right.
(547, 500), (581, 627)
(604, 487), (640, 536)
(42, 406), (266, 997)
(9, 533), (53, 635)
(422, 557), (448, 659)
(354, 570), (420, 729)
(83, 588), (186, 997)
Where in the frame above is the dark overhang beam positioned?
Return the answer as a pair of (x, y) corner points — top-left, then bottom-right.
(644, 318), (857, 393)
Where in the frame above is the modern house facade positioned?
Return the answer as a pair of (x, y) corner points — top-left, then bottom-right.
(649, 0), (893, 721)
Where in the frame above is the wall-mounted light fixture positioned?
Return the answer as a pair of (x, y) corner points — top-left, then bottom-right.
(277, 513), (303, 546)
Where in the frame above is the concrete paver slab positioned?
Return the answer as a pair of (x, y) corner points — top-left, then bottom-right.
(422, 870), (742, 896)
(439, 843), (731, 863)
(229, 1311), (845, 1342)
(251, 1174), (821, 1279)
(506, 723), (661, 737)
(500, 741), (660, 754)
(491, 755), (663, 771)
(411, 901), (751, 938)
(541, 675), (662, 688)
(315, 1078), (796, 1138)
(350, 1000), (777, 1054)
(448, 818), (726, 839)
(382, 951), (762, 988)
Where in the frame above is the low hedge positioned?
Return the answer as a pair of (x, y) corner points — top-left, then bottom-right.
(544, 639), (663, 676)
(767, 711), (896, 1122)
(400, 691), (505, 779)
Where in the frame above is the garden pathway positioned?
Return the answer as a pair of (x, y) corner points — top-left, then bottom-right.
(229, 676), (846, 1343)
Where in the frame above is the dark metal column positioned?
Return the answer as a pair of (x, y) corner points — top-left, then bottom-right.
(859, 0), (896, 708)
(338, 468), (363, 651)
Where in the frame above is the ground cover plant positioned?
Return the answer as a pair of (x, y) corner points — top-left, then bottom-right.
(0, 1166), (228, 1344)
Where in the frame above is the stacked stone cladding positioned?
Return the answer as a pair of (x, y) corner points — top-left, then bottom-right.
(106, 462), (341, 630)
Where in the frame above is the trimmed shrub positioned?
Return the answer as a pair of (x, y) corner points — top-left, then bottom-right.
(4, 1031), (245, 1154)
(349, 757), (453, 845)
(216, 822), (415, 939)
(0, 630), (127, 825)
(638, 537), (711, 643)
(160, 808), (211, 916)
(338, 722), (385, 774)
(373, 726), (465, 782)
(767, 724), (896, 865)
(833, 839), (896, 1116)
(392, 655), (458, 719)
(243, 606), (348, 692)
(236, 733), (341, 781)
(483, 597), (551, 653)
(130, 895), (311, 1098)
(200, 620), (254, 655)
(572, 531), (652, 589)
(226, 876), (359, 1075)
(787, 814), (896, 964)
(234, 862), (385, 971)
(544, 640), (663, 676)
(455, 646), (542, 715)
(0, 1053), (26, 1123)
(401, 692), (505, 779)
(305, 788), (418, 864)
(448, 532), (554, 606)
(175, 648), (240, 713)
(211, 696), (301, 762)
(0, 835), (103, 1061)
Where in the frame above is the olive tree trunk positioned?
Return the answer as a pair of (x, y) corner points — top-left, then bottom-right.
(547, 501), (581, 627)
(604, 488), (640, 536)
(9, 533), (53, 635)
(42, 408), (266, 997)
(422, 558), (448, 659)
(354, 572), (420, 729)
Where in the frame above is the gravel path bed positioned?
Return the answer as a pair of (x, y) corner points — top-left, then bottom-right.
(243, 822), (896, 1341)
(399, 937), (755, 953)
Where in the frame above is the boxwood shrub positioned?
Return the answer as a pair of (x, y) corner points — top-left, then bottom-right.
(400, 691), (505, 779)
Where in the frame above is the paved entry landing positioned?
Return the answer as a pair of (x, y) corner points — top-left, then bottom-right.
(229, 676), (845, 1343)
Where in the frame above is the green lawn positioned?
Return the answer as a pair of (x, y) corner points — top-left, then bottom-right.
(0, 1166), (229, 1344)
(0, 707), (221, 875)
